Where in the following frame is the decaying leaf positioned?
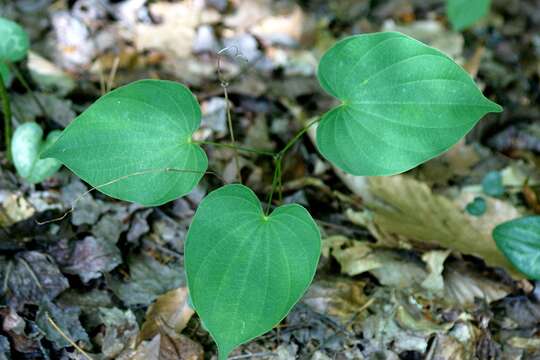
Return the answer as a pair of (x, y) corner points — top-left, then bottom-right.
(303, 277), (370, 325)
(36, 300), (89, 349)
(0, 192), (35, 227)
(135, 1), (213, 60)
(347, 175), (521, 277)
(421, 250), (451, 293)
(61, 236), (122, 283)
(0, 252), (69, 308)
(108, 254), (185, 307)
(97, 308), (139, 358)
(120, 332), (203, 360)
(382, 20), (464, 59)
(139, 287), (194, 342)
(325, 237), (510, 305)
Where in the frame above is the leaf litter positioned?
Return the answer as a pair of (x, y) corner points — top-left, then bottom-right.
(1, 0), (540, 359)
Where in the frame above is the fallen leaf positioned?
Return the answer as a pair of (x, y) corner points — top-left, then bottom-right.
(444, 261), (510, 305)
(421, 250), (451, 293)
(0, 252), (69, 309)
(61, 236), (122, 283)
(357, 175), (521, 277)
(121, 333), (203, 360)
(135, 1), (200, 60)
(27, 51), (75, 96)
(97, 308), (139, 358)
(0, 192), (35, 226)
(251, 4), (305, 47)
(139, 287), (194, 342)
(427, 334), (467, 359)
(36, 300), (89, 349)
(108, 254), (185, 307)
(303, 277), (370, 324)
(382, 20), (464, 60)
(325, 237), (510, 305)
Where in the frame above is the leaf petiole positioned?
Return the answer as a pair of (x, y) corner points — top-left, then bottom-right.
(7, 61), (48, 119)
(265, 117), (321, 213)
(0, 68), (12, 162)
(195, 140), (275, 157)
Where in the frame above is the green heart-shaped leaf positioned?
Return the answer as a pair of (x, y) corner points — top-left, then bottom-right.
(316, 32), (502, 176)
(447, 0), (491, 31)
(493, 216), (540, 280)
(0, 17), (29, 62)
(43, 80), (208, 206)
(12, 122), (62, 184)
(185, 184), (321, 359)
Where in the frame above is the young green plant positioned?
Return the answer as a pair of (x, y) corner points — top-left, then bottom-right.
(0, 16), (62, 183)
(43, 31), (502, 359)
(0, 16), (29, 161)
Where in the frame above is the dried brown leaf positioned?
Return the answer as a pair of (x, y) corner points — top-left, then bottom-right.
(138, 287), (194, 342)
(364, 175), (521, 277)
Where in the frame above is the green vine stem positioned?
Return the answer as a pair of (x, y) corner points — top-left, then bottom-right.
(217, 46), (247, 184)
(196, 140), (275, 157)
(199, 115), (320, 215)
(7, 62), (48, 119)
(0, 71), (12, 162)
(265, 117), (321, 214)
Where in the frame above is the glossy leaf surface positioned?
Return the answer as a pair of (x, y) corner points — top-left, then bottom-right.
(0, 17), (29, 62)
(447, 0), (491, 31)
(316, 32), (502, 176)
(43, 80), (207, 206)
(493, 216), (540, 280)
(12, 122), (62, 184)
(185, 184), (320, 359)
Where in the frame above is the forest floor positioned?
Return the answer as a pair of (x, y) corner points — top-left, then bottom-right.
(1, 0), (540, 359)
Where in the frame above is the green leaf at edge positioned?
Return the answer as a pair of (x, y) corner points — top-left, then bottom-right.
(0, 17), (30, 62)
(185, 184), (321, 359)
(316, 31), (502, 176)
(446, 0), (491, 31)
(42, 79), (208, 206)
(493, 216), (540, 280)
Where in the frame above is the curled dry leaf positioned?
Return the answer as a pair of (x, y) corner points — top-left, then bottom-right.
(123, 333), (203, 360)
(324, 237), (510, 305)
(139, 287), (194, 342)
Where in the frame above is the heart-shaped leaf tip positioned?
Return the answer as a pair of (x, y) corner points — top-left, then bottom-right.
(12, 122), (62, 184)
(185, 184), (321, 359)
(42, 79), (208, 206)
(316, 31), (502, 176)
(493, 216), (540, 280)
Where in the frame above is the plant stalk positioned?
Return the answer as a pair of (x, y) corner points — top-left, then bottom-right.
(0, 71), (12, 162)
(8, 62), (48, 119)
(196, 140), (275, 157)
(265, 117), (321, 214)
(222, 84), (242, 183)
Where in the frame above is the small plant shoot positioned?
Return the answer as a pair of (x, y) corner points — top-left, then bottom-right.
(185, 184), (320, 359)
(40, 31), (503, 358)
(43, 80), (208, 206)
(316, 32), (502, 176)
(0, 17), (30, 161)
(493, 216), (540, 280)
(12, 123), (62, 184)
(446, 0), (491, 31)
